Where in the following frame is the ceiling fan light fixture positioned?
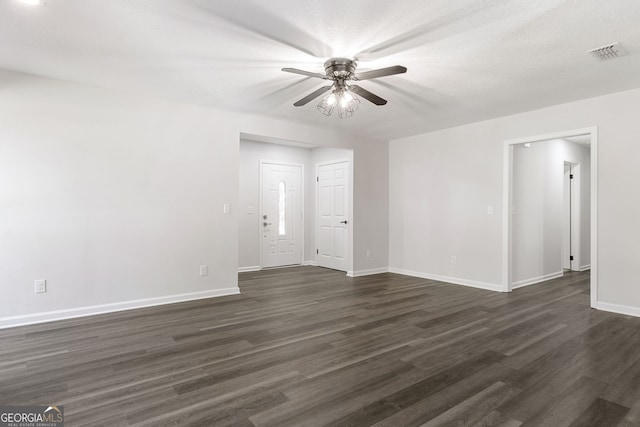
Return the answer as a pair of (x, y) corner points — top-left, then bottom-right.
(340, 90), (354, 107)
(337, 88), (360, 118)
(317, 86), (360, 118)
(317, 92), (337, 116)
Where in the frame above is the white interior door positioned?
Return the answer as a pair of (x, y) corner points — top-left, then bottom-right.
(261, 163), (303, 268)
(317, 161), (349, 271)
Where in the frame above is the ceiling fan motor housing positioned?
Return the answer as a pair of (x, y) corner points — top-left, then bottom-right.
(324, 57), (357, 80)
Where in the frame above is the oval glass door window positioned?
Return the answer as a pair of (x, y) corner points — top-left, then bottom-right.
(278, 181), (286, 236)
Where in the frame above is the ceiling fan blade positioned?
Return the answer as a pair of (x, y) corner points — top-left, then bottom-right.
(350, 85), (387, 106)
(293, 86), (332, 106)
(354, 65), (407, 81)
(282, 68), (329, 80)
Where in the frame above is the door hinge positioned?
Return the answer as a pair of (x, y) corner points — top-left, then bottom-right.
(570, 174), (574, 179)
(316, 249), (319, 254)
(316, 176), (319, 182)
(570, 255), (574, 261)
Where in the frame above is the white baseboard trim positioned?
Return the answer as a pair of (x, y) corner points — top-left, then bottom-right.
(388, 267), (504, 292)
(303, 261), (317, 266)
(238, 266), (260, 273)
(0, 287), (240, 330)
(346, 267), (389, 278)
(579, 264), (591, 272)
(512, 271), (564, 289)
(595, 301), (640, 318)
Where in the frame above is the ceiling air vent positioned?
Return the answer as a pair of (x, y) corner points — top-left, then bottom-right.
(588, 43), (629, 62)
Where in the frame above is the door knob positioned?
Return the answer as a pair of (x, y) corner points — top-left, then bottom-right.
(340, 220), (348, 224)
(263, 222), (272, 226)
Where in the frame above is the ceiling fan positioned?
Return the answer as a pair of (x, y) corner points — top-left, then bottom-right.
(282, 58), (407, 118)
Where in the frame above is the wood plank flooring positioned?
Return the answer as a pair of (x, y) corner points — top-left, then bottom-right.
(2, 267), (640, 426)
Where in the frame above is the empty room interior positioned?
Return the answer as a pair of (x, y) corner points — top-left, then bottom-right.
(2, 1), (640, 426)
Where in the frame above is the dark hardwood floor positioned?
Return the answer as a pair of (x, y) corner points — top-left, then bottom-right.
(2, 267), (640, 426)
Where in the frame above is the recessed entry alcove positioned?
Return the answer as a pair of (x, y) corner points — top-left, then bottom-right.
(238, 133), (353, 274)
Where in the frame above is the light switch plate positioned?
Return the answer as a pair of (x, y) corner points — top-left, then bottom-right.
(35, 279), (46, 293)
(200, 265), (208, 276)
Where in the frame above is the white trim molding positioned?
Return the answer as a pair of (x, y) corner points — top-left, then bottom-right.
(238, 266), (261, 273)
(347, 267), (389, 277)
(303, 260), (317, 266)
(579, 264), (591, 272)
(388, 268), (504, 292)
(512, 271), (564, 289)
(595, 301), (640, 318)
(0, 287), (240, 330)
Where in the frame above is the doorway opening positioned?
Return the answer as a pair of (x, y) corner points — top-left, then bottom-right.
(503, 128), (597, 307)
(238, 133), (353, 274)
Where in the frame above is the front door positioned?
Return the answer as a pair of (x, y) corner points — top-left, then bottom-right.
(316, 161), (349, 271)
(261, 162), (303, 268)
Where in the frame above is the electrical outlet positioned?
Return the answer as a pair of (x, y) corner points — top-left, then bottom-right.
(35, 279), (46, 293)
(487, 206), (494, 215)
(451, 256), (457, 265)
(366, 249), (371, 258)
(199, 265), (208, 276)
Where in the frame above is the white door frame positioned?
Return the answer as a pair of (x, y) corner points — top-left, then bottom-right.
(259, 160), (304, 269)
(502, 127), (598, 307)
(315, 159), (352, 274)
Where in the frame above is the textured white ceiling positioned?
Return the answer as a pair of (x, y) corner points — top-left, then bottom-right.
(1, 0), (640, 140)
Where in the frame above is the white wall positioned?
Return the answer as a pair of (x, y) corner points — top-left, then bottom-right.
(311, 147), (353, 165)
(512, 141), (562, 285)
(511, 139), (590, 286)
(388, 126), (503, 290)
(0, 70), (389, 327)
(390, 87), (640, 315)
